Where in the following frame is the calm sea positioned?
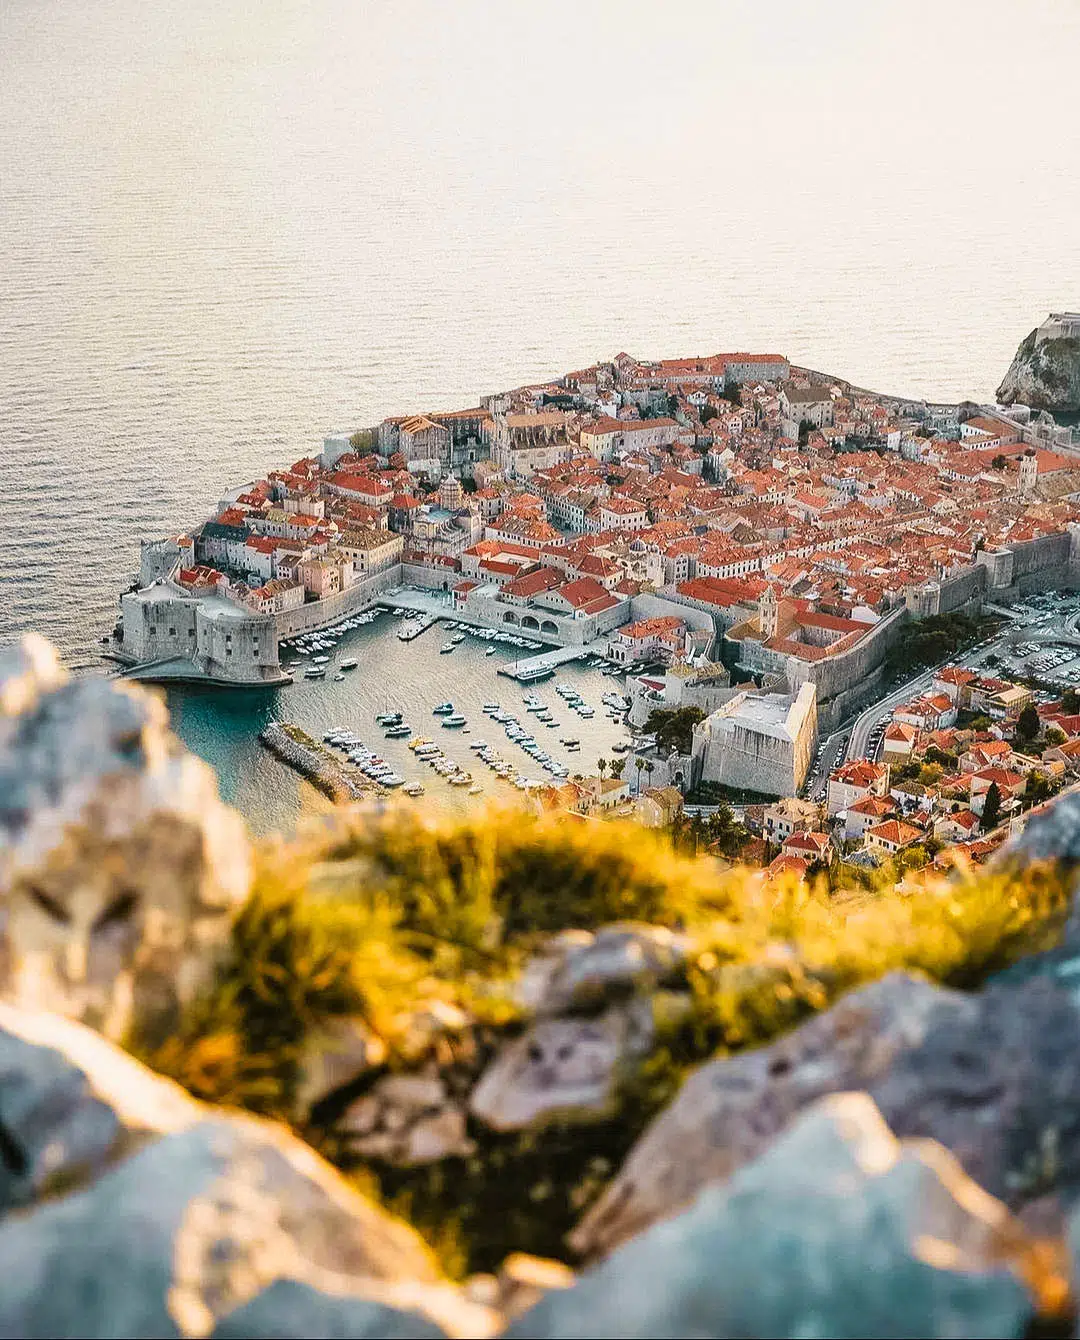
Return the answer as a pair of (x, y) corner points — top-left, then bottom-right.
(2, 0), (1078, 826)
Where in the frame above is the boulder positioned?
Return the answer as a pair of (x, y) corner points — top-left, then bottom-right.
(469, 998), (657, 1133)
(0, 1002), (495, 1338)
(511, 1093), (1042, 1339)
(339, 1072), (476, 1165)
(494, 1253), (575, 1322)
(1003, 788), (1080, 868)
(572, 972), (961, 1257)
(297, 1017), (388, 1115)
(0, 635), (251, 1043)
(573, 971), (1080, 1259)
(525, 923), (690, 1017)
(210, 1278), (448, 1339)
(0, 999), (200, 1212)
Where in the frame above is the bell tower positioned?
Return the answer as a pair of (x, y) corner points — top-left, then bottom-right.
(1018, 449), (1038, 498)
(759, 584), (779, 638)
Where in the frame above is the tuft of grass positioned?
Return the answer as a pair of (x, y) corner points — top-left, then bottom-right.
(130, 802), (1074, 1274)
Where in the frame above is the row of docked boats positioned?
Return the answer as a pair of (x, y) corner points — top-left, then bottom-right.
(321, 729), (410, 790)
(406, 736), (482, 792)
(442, 620), (544, 652)
(282, 607), (383, 679)
(482, 701), (573, 777)
(554, 682), (596, 719)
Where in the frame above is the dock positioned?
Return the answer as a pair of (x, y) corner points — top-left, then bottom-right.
(499, 644), (599, 682)
(396, 615), (437, 642)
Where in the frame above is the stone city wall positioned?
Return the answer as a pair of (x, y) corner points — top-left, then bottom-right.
(786, 607), (907, 734)
(271, 566), (404, 639)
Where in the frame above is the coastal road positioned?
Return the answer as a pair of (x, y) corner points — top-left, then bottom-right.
(843, 609), (1062, 764)
(806, 728), (849, 800)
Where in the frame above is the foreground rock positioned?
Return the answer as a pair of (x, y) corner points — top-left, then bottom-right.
(470, 998), (662, 1133)
(573, 971), (1080, 1258)
(0, 1002), (494, 1339)
(513, 1093), (1043, 1339)
(997, 324), (1080, 413)
(520, 923), (690, 1016)
(0, 635), (251, 1043)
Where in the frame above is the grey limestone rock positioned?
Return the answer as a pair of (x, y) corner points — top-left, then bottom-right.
(1003, 787), (1080, 866)
(0, 1112), (490, 1339)
(0, 635), (251, 1043)
(997, 327), (1080, 413)
(512, 1092), (1039, 1340)
(571, 971), (959, 1257)
(0, 1002), (496, 1339)
(573, 970), (1080, 1259)
(469, 998), (658, 1133)
(0, 998), (200, 1213)
(339, 1071), (476, 1166)
(210, 1278), (448, 1339)
(529, 922), (690, 1018)
(296, 1016), (388, 1116)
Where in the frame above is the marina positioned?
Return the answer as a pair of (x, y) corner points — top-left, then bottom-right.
(165, 605), (635, 835)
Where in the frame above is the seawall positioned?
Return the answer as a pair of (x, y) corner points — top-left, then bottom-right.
(258, 722), (372, 803)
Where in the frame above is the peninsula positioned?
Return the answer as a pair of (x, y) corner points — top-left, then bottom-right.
(108, 333), (1080, 716)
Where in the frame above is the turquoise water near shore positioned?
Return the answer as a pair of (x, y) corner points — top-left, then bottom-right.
(165, 615), (628, 833)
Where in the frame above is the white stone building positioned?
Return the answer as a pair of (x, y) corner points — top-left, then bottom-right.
(691, 682), (818, 797)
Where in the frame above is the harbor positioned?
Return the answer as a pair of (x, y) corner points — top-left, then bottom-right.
(164, 604), (636, 835)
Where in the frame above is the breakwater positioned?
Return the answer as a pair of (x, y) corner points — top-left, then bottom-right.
(258, 722), (371, 803)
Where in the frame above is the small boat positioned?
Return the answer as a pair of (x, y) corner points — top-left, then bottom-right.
(468, 785), (483, 796)
(448, 772), (472, 786)
(333, 672), (346, 681)
(440, 643), (455, 654)
(376, 712), (403, 726)
(483, 702), (500, 713)
(403, 783), (425, 797)
(340, 659), (358, 671)
(452, 634), (465, 644)
(485, 646), (496, 656)
(442, 714), (467, 728)
(433, 702), (455, 715)
(304, 667), (326, 678)
(384, 725), (412, 738)
(312, 656), (330, 665)
(408, 738), (433, 750)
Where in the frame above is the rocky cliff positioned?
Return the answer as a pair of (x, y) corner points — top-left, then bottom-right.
(8, 634), (1080, 1337)
(997, 326), (1080, 413)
